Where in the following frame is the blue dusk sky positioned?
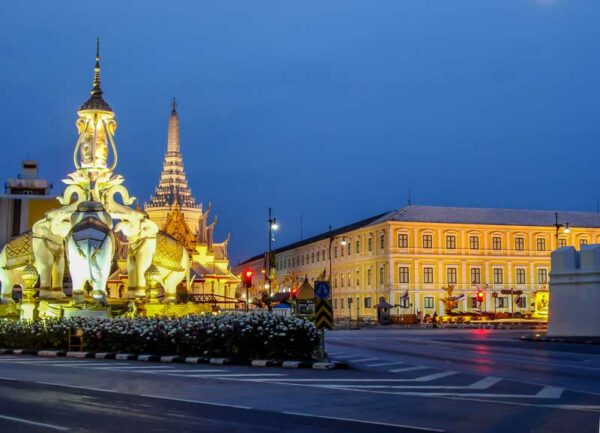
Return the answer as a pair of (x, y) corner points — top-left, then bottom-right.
(0, 0), (599, 263)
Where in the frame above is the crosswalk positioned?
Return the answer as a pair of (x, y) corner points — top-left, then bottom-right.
(0, 355), (571, 403)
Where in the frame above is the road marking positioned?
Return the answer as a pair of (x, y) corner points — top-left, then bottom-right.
(48, 363), (132, 367)
(138, 394), (252, 410)
(320, 377), (503, 390)
(140, 369), (229, 374)
(347, 358), (379, 363)
(535, 386), (565, 399)
(389, 366), (429, 373)
(175, 373), (287, 378)
(281, 411), (445, 432)
(0, 414), (69, 431)
(366, 361), (405, 367)
(94, 365), (175, 370)
(325, 385), (564, 399)
(246, 372), (458, 383)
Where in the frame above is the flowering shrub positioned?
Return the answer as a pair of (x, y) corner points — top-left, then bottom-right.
(0, 314), (318, 361)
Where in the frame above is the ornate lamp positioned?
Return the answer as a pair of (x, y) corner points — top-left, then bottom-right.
(144, 264), (161, 303)
(21, 263), (39, 301)
(20, 263), (39, 321)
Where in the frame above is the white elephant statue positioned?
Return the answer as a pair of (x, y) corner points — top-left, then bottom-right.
(65, 201), (115, 304)
(115, 214), (190, 301)
(0, 205), (74, 303)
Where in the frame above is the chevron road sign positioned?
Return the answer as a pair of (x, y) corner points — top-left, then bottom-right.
(315, 299), (333, 330)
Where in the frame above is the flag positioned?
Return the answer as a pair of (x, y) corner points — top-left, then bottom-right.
(454, 292), (465, 301)
(400, 290), (409, 301)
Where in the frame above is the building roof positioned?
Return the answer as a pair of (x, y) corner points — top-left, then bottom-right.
(236, 204), (600, 266)
(146, 100), (199, 210)
(380, 205), (600, 228)
(236, 211), (392, 266)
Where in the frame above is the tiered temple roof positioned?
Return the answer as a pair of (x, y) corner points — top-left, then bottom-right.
(146, 99), (199, 210)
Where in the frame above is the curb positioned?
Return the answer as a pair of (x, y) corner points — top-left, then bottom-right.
(209, 358), (233, 365)
(184, 357), (209, 364)
(137, 354), (161, 362)
(13, 349), (38, 355)
(66, 351), (94, 358)
(160, 355), (184, 363)
(0, 349), (338, 370)
(95, 353), (116, 359)
(251, 359), (281, 368)
(520, 335), (600, 345)
(282, 360), (310, 369)
(37, 350), (66, 357)
(115, 353), (137, 360)
(312, 360), (349, 370)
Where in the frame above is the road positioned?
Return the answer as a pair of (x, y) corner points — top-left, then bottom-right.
(0, 328), (597, 433)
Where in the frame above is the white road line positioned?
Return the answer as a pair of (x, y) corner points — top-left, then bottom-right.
(366, 361), (405, 367)
(324, 386), (565, 399)
(281, 411), (445, 432)
(93, 365), (175, 370)
(318, 377), (503, 390)
(347, 358), (379, 363)
(141, 370), (228, 374)
(535, 386), (565, 399)
(138, 394), (252, 410)
(47, 363), (131, 367)
(413, 371), (458, 382)
(173, 373), (287, 378)
(245, 372), (458, 383)
(389, 366), (429, 373)
(0, 414), (69, 431)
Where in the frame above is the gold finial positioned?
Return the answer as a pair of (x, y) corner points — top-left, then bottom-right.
(171, 97), (177, 111)
(92, 37), (102, 96)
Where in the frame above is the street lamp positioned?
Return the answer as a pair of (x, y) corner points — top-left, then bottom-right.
(267, 207), (278, 308)
(554, 212), (571, 244)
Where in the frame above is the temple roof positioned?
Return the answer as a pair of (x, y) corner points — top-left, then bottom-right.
(146, 99), (199, 209)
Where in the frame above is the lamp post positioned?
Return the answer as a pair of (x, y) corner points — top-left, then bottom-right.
(328, 227), (348, 319)
(267, 207), (278, 304)
(554, 212), (571, 245)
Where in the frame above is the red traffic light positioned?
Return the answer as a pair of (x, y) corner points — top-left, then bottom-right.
(476, 291), (485, 302)
(242, 269), (254, 288)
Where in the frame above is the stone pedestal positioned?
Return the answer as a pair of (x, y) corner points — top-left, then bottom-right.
(548, 245), (600, 337)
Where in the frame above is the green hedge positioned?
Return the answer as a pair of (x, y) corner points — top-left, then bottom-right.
(0, 313), (319, 361)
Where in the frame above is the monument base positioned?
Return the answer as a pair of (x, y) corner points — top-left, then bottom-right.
(144, 302), (211, 318)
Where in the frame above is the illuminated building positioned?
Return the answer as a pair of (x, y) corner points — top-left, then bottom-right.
(143, 101), (239, 303)
(0, 160), (56, 247)
(237, 205), (600, 318)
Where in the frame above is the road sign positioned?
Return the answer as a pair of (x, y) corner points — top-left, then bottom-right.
(501, 289), (523, 295)
(315, 299), (333, 329)
(314, 281), (331, 300)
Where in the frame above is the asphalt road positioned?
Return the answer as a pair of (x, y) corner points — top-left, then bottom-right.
(0, 328), (597, 433)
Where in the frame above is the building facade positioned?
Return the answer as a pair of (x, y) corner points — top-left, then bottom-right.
(0, 160), (56, 248)
(237, 205), (600, 319)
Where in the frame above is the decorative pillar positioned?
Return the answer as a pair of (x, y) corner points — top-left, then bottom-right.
(20, 263), (39, 321)
(144, 264), (161, 304)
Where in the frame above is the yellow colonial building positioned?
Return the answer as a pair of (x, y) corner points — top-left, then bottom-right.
(237, 205), (600, 319)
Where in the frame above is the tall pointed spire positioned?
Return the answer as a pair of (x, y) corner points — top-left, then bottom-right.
(167, 97), (180, 153)
(147, 99), (198, 210)
(80, 38), (112, 112)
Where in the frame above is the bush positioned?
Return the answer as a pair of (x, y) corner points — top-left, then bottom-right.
(0, 314), (319, 361)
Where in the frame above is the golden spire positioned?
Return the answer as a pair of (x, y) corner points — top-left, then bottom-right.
(91, 37), (102, 97)
(80, 38), (112, 112)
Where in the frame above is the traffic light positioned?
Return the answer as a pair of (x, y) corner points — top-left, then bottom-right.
(476, 290), (485, 303)
(243, 269), (253, 288)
